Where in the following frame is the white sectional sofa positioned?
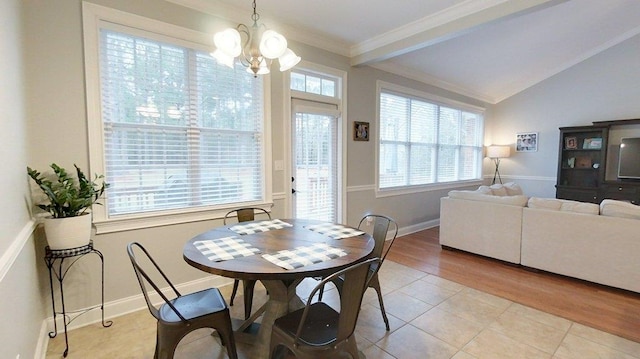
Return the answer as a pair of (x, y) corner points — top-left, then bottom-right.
(440, 183), (640, 293)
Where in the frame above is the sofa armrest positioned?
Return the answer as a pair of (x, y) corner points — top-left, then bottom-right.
(440, 197), (523, 263)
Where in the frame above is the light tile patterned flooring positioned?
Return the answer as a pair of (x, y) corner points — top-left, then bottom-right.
(46, 261), (640, 359)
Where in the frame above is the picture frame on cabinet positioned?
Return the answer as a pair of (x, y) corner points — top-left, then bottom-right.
(516, 132), (538, 152)
(565, 136), (577, 149)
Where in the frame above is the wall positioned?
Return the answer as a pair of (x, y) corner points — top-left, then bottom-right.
(0, 0), (48, 358)
(488, 33), (640, 198)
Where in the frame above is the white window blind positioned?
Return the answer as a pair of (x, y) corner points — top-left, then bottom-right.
(99, 29), (264, 216)
(379, 90), (483, 189)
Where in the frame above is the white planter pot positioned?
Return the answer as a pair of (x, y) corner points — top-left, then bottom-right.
(43, 214), (92, 250)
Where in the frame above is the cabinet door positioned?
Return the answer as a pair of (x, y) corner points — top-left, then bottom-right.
(556, 126), (607, 203)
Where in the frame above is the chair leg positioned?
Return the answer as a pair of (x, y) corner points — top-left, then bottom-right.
(243, 280), (257, 320)
(371, 277), (390, 331)
(317, 282), (325, 301)
(215, 314), (238, 359)
(230, 279), (240, 306)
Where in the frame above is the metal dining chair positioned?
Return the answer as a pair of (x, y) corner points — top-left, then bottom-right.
(127, 242), (238, 359)
(223, 207), (271, 319)
(268, 257), (382, 359)
(318, 214), (398, 331)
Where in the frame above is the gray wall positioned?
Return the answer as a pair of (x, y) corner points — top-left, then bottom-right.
(3, 0), (640, 357)
(488, 33), (640, 198)
(0, 1), (48, 358)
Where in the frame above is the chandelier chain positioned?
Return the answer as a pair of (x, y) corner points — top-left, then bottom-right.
(251, 0), (259, 23)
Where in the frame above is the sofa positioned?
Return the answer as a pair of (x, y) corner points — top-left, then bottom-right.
(440, 183), (640, 293)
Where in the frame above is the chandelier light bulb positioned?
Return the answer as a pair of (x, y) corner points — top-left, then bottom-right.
(278, 48), (301, 72)
(211, 49), (236, 69)
(214, 28), (242, 57)
(259, 30), (287, 59)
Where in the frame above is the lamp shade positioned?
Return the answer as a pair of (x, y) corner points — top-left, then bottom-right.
(486, 145), (511, 158)
(259, 30), (288, 59)
(278, 48), (301, 71)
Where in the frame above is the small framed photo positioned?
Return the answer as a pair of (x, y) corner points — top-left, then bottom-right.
(516, 132), (538, 152)
(353, 121), (369, 141)
(583, 137), (602, 149)
(565, 136), (577, 149)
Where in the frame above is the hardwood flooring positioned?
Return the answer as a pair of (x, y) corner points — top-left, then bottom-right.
(387, 227), (640, 343)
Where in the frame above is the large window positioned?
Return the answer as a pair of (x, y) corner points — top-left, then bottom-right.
(84, 5), (267, 230)
(378, 83), (484, 190)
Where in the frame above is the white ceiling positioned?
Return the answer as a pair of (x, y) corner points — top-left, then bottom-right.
(170, 0), (640, 104)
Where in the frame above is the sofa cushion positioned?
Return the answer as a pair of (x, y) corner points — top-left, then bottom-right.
(503, 182), (523, 196)
(527, 197), (563, 210)
(448, 191), (528, 206)
(600, 199), (640, 220)
(527, 197), (599, 215)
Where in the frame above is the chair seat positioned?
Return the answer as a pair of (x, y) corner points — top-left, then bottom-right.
(273, 302), (339, 347)
(160, 288), (227, 323)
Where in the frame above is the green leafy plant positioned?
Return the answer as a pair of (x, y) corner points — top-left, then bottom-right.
(27, 163), (109, 218)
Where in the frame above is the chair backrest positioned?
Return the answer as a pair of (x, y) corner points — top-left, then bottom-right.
(358, 214), (398, 261)
(126, 242), (187, 322)
(223, 207), (271, 224)
(297, 257), (381, 345)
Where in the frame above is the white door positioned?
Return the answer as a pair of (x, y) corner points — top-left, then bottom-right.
(291, 102), (340, 222)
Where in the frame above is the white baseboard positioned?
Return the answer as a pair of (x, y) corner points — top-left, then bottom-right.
(399, 219), (439, 237)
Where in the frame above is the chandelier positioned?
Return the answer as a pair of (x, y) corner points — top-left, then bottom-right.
(211, 0), (301, 77)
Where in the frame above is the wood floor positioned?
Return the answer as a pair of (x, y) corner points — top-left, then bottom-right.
(387, 227), (640, 344)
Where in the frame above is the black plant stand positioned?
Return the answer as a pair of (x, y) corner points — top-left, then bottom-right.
(44, 241), (112, 357)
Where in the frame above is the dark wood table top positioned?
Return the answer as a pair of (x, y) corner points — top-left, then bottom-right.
(183, 218), (375, 281)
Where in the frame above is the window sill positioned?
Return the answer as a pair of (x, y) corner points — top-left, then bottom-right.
(375, 180), (482, 198)
(94, 203), (273, 234)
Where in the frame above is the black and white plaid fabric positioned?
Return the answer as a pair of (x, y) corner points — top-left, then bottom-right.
(230, 219), (293, 235)
(193, 236), (260, 262)
(262, 243), (348, 270)
(304, 223), (365, 240)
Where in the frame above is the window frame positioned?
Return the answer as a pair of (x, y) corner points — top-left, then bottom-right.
(375, 81), (484, 198)
(82, 3), (273, 233)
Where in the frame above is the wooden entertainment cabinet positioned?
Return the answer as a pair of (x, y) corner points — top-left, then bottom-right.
(556, 119), (640, 204)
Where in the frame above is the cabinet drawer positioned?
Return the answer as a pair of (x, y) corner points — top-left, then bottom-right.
(556, 188), (599, 203)
(602, 185), (639, 204)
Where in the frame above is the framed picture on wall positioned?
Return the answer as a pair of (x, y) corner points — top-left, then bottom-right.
(353, 121), (369, 141)
(516, 132), (538, 152)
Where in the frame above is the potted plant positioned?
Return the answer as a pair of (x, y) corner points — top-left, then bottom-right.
(27, 163), (108, 250)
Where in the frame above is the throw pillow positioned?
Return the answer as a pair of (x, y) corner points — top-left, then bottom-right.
(489, 184), (508, 196)
(503, 182), (523, 196)
(600, 199), (640, 220)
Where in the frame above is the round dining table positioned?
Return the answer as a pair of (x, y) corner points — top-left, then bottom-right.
(183, 218), (374, 359)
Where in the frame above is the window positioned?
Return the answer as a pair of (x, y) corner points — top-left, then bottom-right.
(291, 70), (338, 98)
(83, 4), (268, 230)
(378, 83), (484, 190)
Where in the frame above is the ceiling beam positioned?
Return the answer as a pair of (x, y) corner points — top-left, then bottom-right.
(350, 0), (569, 67)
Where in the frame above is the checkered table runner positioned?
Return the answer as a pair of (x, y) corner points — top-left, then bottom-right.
(304, 223), (365, 240)
(262, 243), (348, 270)
(193, 236), (260, 262)
(230, 219), (293, 235)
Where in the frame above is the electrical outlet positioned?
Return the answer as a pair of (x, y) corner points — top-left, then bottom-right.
(16, 354), (20, 359)
(366, 217), (373, 225)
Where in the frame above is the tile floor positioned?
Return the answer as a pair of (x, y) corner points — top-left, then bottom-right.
(46, 261), (640, 359)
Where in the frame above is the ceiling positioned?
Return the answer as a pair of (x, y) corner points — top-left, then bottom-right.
(169, 0), (640, 104)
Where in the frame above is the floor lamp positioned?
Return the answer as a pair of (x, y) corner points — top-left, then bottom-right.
(486, 145), (511, 185)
